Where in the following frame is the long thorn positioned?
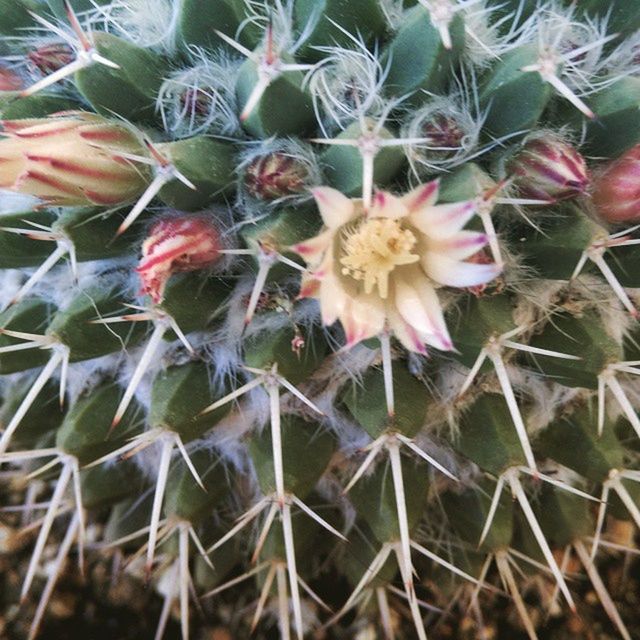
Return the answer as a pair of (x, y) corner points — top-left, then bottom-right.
(509, 472), (575, 610)
(10, 245), (67, 306)
(495, 552), (539, 640)
(244, 257), (272, 326)
(377, 587), (395, 640)
(0, 351), (64, 456)
(380, 331), (395, 417)
(575, 540), (631, 640)
(146, 437), (173, 577)
(282, 502), (303, 640)
(28, 513), (79, 640)
(22, 462), (72, 600)
(252, 501), (278, 564)
(590, 483), (610, 561)
(111, 323), (166, 430)
(276, 563), (291, 640)
(489, 352), (537, 472)
(179, 524), (190, 640)
(251, 562), (277, 631)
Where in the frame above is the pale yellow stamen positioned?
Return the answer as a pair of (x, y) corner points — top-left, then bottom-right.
(340, 218), (419, 298)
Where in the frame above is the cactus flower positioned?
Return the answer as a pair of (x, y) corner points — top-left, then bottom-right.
(0, 112), (151, 206)
(509, 136), (589, 202)
(293, 182), (501, 353)
(592, 144), (640, 223)
(137, 216), (222, 304)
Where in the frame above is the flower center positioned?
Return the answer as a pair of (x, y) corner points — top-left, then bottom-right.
(340, 218), (419, 298)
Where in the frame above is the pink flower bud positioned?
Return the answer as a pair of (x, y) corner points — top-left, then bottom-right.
(592, 144), (640, 223)
(0, 67), (23, 92)
(244, 152), (309, 200)
(137, 217), (222, 304)
(178, 87), (212, 117)
(0, 112), (151, 206)
(28, 43), (74, 75)
(509, 136), (589, 202)
(422, 113), (465, 159)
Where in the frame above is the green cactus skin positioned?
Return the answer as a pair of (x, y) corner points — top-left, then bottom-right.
(1, 2), (640, 640)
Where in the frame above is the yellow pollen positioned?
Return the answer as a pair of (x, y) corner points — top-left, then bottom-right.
(340, 218), (419, 298)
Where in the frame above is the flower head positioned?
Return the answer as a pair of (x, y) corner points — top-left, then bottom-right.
(508, 135), (589, 202)
(293, 182), (501, 353)
(0, 111), (151, 206)
(28, 42), (75, 75)
(0, 67), (23, 92)
(137, 216), (222, 303)
(592, 144), (640, 223)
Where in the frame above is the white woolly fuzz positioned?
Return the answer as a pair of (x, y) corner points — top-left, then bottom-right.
(0, 270), (26, 311)
(402, 84), (485, 175)
(85, 0), (180, 53)
(156, 49), (241, 138)
(64, 352), (125, 404)
(461, 1), (522, 67)
(603, 30), (640, 80)
(304, 37), (389, 135)
(515, 2), (613, 96)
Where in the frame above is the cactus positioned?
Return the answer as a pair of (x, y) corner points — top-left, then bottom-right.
(1, 1), (640, 639)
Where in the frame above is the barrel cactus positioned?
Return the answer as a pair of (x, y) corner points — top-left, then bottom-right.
(1, 0), (640, 638)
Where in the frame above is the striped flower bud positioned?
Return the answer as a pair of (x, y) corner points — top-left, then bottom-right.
(137, 216), (222, 304)
(244, 151), (310, 200)
(508, 135), (589, 202)
(0, 67), (23, 92)
(0, 111), (151, 206)
(592, 144), (640, 223)
(27, 42), (75, 75)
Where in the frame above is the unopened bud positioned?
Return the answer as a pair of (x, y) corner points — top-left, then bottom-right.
(422, 113), (465, 159)
(244, 152), (309, 200)
(509, 136), (589, 202)
(28, 42), (74, 75)
(0, 111), (151, 206)
(0, 66), (23, 92)
(592, 144), (640, 223)
(137, 216), (221, 304)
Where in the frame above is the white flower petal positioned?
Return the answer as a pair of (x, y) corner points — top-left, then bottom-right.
(298, 272), (321, 299)
(311, 186), (355, 229)
(410, 200), (476, 240)
(401, 180), (440, 213)
(341, 295), (386, 347)
(319, 274), (347, 325)
(386, 305), (429, 354)
(369, 189), (408, 220)
(393, 274), (453, 351)
(422, 254), (502, 288)
(428, 231), (489, 261)
(291, 230), (333, 266)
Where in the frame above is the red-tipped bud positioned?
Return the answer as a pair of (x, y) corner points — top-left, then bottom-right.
(509, 136), (589, 202)
(137, 217), (222, 304)
(592, 144), (640, 223)
(178, 87), (212, 117)
(244, 152), (309, 200)
(422, 113), (465, 158)
(28, 43), (74, 75)
(0, 112), (151, 206)
(0, 67), (23, 92)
